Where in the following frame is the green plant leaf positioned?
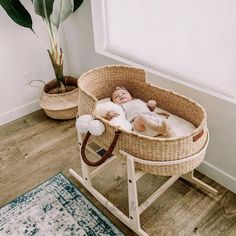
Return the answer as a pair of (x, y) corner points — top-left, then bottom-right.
(0, 0), (33, 30)
(33, 0), (54, 21)
(73, 0), (83, 12)
(50, 0), (74, 29)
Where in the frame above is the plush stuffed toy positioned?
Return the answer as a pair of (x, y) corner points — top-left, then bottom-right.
(96, 101), (132, 131)
(76, 101), (132, 136)
(76, 115), (105, 136)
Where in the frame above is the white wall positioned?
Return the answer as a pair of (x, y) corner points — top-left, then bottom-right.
(103, 0), (236, 101)
(0, 0), (117, 125)
(60, 0), (119, 75)
(0, 1), (53, 124)
(0, 0), (235, 193)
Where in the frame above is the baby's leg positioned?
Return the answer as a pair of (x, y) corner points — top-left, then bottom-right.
(133, 115), (164, 133)
(134, 115), (176, 137)
(133, 116), (146, 132)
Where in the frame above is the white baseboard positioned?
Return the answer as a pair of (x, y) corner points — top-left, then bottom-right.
(197, 161), (236, 194)
(0, 100), (41, 126)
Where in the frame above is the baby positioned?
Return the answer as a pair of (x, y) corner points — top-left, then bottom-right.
(105, 87), (175, 137)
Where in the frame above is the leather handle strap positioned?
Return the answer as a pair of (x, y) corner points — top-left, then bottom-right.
(193, 129), (204, 142)
(81, 130), (121, 167)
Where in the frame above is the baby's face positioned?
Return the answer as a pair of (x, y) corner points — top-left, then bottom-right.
(112, 89), (132, 104)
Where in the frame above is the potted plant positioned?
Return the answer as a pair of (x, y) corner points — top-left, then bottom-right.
(0, 0), (84, 119)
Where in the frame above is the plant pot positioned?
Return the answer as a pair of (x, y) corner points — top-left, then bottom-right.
(39, 76), (79, 120)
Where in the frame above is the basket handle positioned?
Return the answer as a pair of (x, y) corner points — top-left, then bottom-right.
(28, 80), (46, 90)
(193, 129), (204, 142)
(81, 130), (121, 166)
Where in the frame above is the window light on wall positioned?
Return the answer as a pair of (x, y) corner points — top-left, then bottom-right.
(91, 0), (236, 103)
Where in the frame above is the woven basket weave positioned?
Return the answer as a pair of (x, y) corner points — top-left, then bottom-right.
(77, 65), (208, 176)
(40, 76), (78, 120)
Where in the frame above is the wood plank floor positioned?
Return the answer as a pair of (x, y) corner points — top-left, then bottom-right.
(0, 110), (235, 236)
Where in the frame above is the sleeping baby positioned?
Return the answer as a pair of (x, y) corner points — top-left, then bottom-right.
(105, 87), (175, 138)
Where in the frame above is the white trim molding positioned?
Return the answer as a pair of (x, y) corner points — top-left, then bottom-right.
(197, 161), (236, 195)
(0, 100), (40, 126)
(91, 0), (236, 104)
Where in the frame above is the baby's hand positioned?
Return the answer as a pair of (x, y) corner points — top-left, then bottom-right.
(105, 111), (119, 120)
(147, 100), (157, 111)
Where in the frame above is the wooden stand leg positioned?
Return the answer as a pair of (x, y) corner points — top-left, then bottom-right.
(181, 170), (218, 195)
(127, 156), (141, 230)
(78, 133), (92, 186)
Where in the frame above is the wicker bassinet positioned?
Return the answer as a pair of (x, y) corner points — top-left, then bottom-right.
(77, 65), (208, 176)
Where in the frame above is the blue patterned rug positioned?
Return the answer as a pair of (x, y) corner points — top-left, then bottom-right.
(0, 173), (124, 236)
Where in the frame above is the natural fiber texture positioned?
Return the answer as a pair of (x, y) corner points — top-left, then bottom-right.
(40, 77), (78, 120)
(78, 65), (208, 176)
(44, 107), (78, 120)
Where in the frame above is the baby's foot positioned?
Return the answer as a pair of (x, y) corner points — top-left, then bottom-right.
(143, 116), (175, 137)
(141, 116), (167, 134)
(141, 115), (161, 131)
(164, 121), (176, 138)
(158, 120), (176, 138)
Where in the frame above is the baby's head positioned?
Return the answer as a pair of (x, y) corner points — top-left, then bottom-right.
(111, 87), (132, 105)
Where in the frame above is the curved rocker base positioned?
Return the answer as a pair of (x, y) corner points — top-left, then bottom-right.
(69, 134), (218, 236)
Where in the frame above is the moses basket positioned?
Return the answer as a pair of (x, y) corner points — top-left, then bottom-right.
(77, 65), (208, 176)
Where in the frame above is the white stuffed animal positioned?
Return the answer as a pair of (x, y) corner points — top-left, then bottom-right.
(76, 101), (132, 136)
(96, 101), (132, 131)
(76, 115), (105, 136)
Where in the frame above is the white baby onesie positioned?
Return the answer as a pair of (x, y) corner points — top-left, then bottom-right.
(121, 99), (163, 136)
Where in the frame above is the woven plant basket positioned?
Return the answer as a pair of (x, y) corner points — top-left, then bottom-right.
(77, 65), (209, 176)
(40, 76), (78, 120)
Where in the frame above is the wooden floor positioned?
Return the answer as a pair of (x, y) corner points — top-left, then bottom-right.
(0, 110), (236, 236)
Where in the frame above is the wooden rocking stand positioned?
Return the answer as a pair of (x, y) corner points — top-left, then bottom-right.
(69, 133), (218, 236)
